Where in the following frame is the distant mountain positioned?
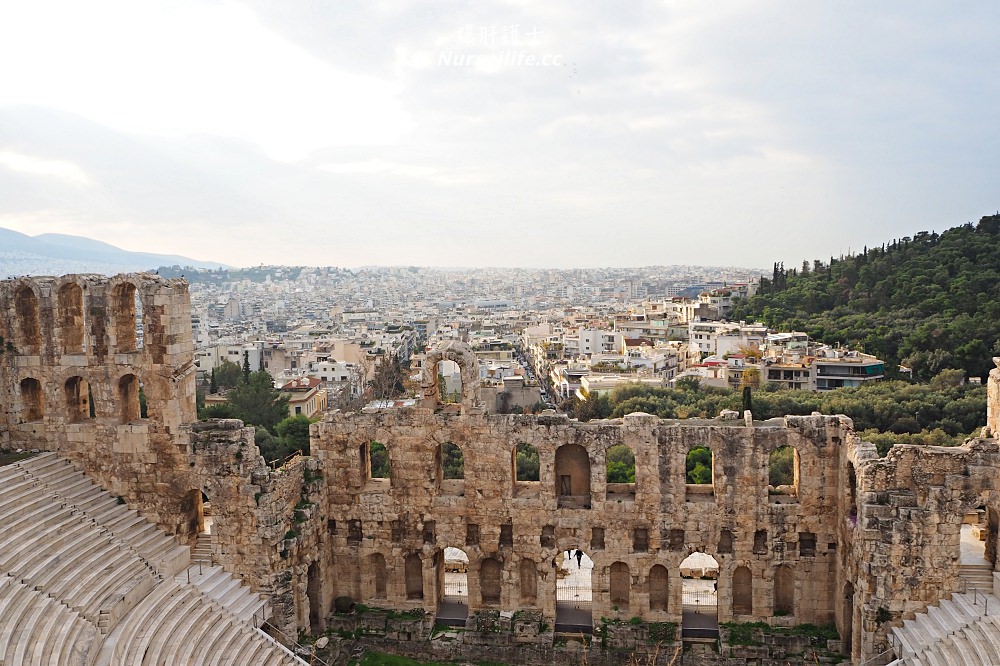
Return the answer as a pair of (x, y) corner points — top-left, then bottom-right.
(0, 227), (227, 277)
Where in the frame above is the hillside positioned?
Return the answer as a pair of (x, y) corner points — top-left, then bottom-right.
(0, 227), (226, 277)
(732, 214), (1000, 381)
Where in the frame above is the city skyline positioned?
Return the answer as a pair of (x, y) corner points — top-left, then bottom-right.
(1, 1), (998, 269)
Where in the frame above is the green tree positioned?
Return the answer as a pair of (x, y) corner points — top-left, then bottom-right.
(371, 353), (406, 399)
(370, 441), (390, 478)
(275, 414), (312, 456)
(442, 442), (464, 479)
(225, 370), (289, 433)
(769, 446), (795, 486)
(515, 443), (540, 481)
(242, 351), (252, 384)
(213, 360), (242, 391)
(686, 447), (712, 484)
(606, 444), (636, 483)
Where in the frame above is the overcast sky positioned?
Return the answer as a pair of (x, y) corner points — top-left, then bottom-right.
(0, 1), (997, 269)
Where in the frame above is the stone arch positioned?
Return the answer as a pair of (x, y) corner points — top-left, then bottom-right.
(405, 553), (424, 600)
(519, 558), (537, 604)
(118, 373), (142, 424)
(649, 564), (669, 612)
(369, 553), (388, 599)
(64, 376), (91, 423)
(480, 557), (502, 605)
(768, 445), (799, 503)
(774, 565), (795, 616)
(57, 281), (86, 354)
(13, 285), (42, 354)
(555, 443), (591, 509)
(733, 565), (752, 615)
(111, 280), (139, 352)
(420, 341), (482, 410)
(606, 443), (636, 502)
(20, 377), (44, 422)
(609, 561), (630, 609)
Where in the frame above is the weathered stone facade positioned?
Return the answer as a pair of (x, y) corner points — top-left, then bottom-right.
(3, 273), (1000, 664)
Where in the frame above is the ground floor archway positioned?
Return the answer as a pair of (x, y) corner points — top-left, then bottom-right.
(436, 547), (469, 626)
(556, 548), (593, 632)
(680, 552), (719, 639)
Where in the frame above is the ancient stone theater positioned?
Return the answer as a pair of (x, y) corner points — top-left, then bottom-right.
(2, 272), (999, 665)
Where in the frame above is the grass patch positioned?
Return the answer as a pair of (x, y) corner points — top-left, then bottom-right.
(349, 652), (455, 666)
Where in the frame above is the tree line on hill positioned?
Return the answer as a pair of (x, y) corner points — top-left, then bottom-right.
(562, 373), (985, 456)
(731, 214), (1000, 382)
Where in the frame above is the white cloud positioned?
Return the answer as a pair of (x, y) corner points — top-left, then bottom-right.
(0, 0), (412, 161)
(0, 151), (91, 186)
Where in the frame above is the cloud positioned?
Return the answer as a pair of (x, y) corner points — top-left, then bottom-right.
(0, 151), (90, 186)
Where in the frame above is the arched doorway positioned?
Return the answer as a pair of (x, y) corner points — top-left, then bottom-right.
(436, 547), (469, 626)
(556, 548), (593, 632)
(555, 444), (591, 509)
(680, 552), (719, 639)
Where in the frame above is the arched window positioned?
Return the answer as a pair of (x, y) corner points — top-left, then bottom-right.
(113, 282), (138, 352)
(774, 565), (794, 616)
(405, 553), (423, 600)
(20, 378), (43, 422)
(733, 566), (753, 615)
(555, 443), (591, 509)
(519, 559), (537, 604)
(64, 376), (91, 423)
(768, 445), (799, 503)
(58, 283), (86, 354)
(118, 374), (141, 424)
(609, 561), (630, 609)
(359, 440), (391, 485)
(649, 564), (668, 612)
(685, 445), (714, 502)
(14, 287), (41, 354)
(480, 557), (502, 605)
(606, 444), (636, 501)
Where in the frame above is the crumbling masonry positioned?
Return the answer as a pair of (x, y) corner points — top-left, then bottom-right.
(2, 273), (999, 664)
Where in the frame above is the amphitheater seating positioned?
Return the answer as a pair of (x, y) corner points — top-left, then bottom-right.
(0, 452), (304, 665)
(892, 585), (1000, 665)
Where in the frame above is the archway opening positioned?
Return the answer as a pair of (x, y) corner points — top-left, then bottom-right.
(843, 582), (855, 658)
(58, 283), (86, 354)
(606, 444), (636, 502)
(436, 547), (468, 626)
(437, 359), (462, 404)
(555, 548), (593, 633)
(768, 445), (799, 503)
(368, 553), (387, 600)
(513, 442), (540, 498)
(20, 378), (43, 422)
(405, 552), (424, 601)
(438, 442), (464, 495)
(555, 444), (591, 509)
(118, 374), (141, 424)
(307, 561), (323, 634)
(64, 376), (91, 423)
(685, 446), (714, 502)
(961, 503), (991, 568)
(680, 551), (719, 639)
(14, 286), (42, 354)
(113, 283), (138, 352)
(519, 558), (538, 605)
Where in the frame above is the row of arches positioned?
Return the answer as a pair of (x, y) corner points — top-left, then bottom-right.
(16, 374), (144, 425)
(357, 439), (801, 503)
(350, 549), (798, 618)
(8, 281), (144, 356)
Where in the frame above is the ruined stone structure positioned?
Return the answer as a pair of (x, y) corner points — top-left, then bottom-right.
(3, 273), (1000, 664)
